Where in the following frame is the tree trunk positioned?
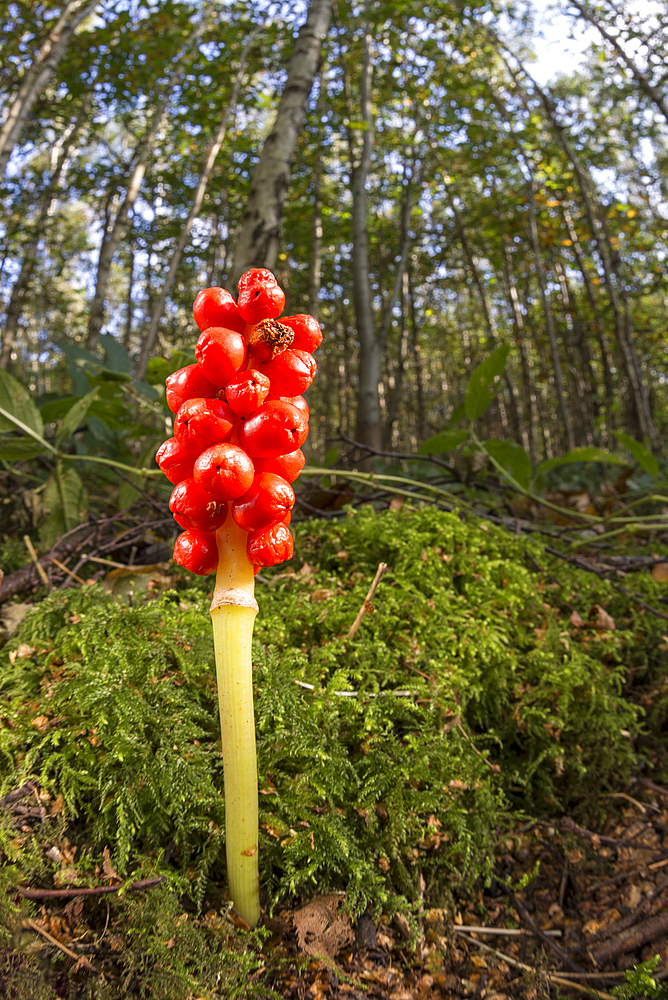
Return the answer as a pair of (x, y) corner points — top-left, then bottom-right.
(503, 246), (538, 462)
(0, 0), (99, 177)
(86, 3), (215, 351)
(494, 43), (658, 448)
(350, 25), (380, 452)
(134, 24), (261, 380)
(1, 98), (90, 369)
(226, 0), (333, 287)
(569, 0), (668, 125)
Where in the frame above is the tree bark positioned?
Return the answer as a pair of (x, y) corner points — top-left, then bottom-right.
(350, 24), (380, 452)
(86, 3), (215, 351)
(568, 0), (668, 125)
(503, 246), (538, 462)
(1, 97), (91, 369)
(0, 0), (99, 177)
(493, 43), (659, 448)
(134, 24), (262, 380)
(226, 0), (332, 287)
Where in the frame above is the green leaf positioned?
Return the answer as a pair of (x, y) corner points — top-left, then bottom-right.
(0, 438), (48, 461)
(418, 429), (468, 455)
(536, 447), (626, 476)
(40, 396), (82, 423)
(484, 439), (532, 490)
(39, 462), (88, 547)
(613, 432), (659, 478)
(0, 369), (44, 437)
(445, 402), (466, 429)
(99, 334), (132, 374)
(146, 357), (172, 385)
(464, 344), (510, 421)
(55, 388), (100, 447)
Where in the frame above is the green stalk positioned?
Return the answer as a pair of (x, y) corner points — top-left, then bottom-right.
(210, 517), (260, 927)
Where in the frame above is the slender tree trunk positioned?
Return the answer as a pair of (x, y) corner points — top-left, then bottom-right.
(568, 0), (668, 125)
(503, 246), (538, 461)
(308, 82), (324, 321)
(553, 256), (596, 445)
(383, 271), (409, 449)
(86, 4), (215, 351)
(493, 43), (658, 447)
(408, 269), (426, 446)
(0, 0), (99, 177)
(524, 175), (575, 452)
(134, 25), (261, 380)
(349, 24), (380, 452)
(1, 98), (90, 368)
(227, 0), (332, 287)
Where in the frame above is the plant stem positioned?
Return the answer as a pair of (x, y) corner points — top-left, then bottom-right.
(210, 516), (260, 927)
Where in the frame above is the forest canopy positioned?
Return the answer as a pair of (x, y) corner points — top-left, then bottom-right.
(1, 0), (667, 470)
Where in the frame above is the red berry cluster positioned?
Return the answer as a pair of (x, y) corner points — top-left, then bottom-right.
(156, 269), (321, 576)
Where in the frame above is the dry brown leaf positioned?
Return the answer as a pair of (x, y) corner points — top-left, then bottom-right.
(102, 846), (121, 884)
(389, 497), (404, 511)
(31, 715), (51, 733)
(293, 893), (354, 959)
(651, 563), (668, 582)
(569, 610), (585, 627)
(588, 604), (616, 630)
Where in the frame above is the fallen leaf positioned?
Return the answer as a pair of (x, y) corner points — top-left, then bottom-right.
(569, 610), (584, 627)
(102, 846), (121, 884)
(293, 893), (354, 959)
(651, 563), (668, 582)
(588, 604), (616, 630)
(31, 716), (51, 733)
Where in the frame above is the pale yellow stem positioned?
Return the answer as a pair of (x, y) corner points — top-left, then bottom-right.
(210, 517), (261, 926)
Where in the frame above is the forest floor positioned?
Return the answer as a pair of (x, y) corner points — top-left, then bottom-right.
(3, 502), (668, 999)
(6, 779), (668, 999)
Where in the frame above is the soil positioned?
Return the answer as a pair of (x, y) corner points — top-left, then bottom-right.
(9, 777), (668, 999)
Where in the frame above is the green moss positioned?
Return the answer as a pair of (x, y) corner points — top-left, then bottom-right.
(0, 506), (664, 942)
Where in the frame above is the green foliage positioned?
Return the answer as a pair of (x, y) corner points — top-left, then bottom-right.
(1, 506), (658, 933)
(464, 344), (511, 421)
(612, 957), (668, 1000)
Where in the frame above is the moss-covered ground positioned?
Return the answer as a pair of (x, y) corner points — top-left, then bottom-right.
(1, 506), (667, 997)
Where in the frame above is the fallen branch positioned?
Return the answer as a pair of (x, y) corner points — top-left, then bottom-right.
(462, 934), (616, 999)
(24, 917), (100, 974)
(508, 888), (583, 972)
(17, 876), (166, 900)
(347, 562), (388, 639)
(590, 911), (668, 968)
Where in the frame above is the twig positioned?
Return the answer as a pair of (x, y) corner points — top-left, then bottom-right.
(50, 556), (87, 586)
(462, 934), (615, 999)
(83, 554), (134, 571)
(23, 535), (50, 588)
(347, 562), (388, 639)
(0, 782), (36, 808)
(454, 925), (562, 937)
(508, 889), (583, 972)
(560, 815), (662, 851)
(24, 917), (100, 974)
(17, 876), (166, 899)
(635, 777), (668, 799)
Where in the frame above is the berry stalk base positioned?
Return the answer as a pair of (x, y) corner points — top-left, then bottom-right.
(210, 519), (260, 927)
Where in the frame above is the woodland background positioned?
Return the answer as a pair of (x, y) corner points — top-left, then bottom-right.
(1, 0), (667, 491)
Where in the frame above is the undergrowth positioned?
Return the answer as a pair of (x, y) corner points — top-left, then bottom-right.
(1, 505), (666, 996)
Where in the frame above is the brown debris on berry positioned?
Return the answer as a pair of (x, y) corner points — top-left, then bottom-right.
(246, 318), (294, 362)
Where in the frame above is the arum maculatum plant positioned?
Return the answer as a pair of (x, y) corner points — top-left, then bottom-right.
(156, 268), (321, 925)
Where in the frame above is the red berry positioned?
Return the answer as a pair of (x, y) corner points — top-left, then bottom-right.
(224, 369), (271, 416)
(156, 436), (197, 485)
(174, 397), (234, 452)
(247, 522), (293, 567)
(193, 442), (255, 501)
(237, 399), (308, 457)
(232, 472), (295, 532)
(257, 349), (316, 397)
(173, 530), (218, 575)
(193, 287), (245, 334)
(280, 314), (323, 353)
(237, 269), (285, 324)
(169, 478), (228, 532)
(254, 448), (305, 483)
(288, 395), (309, 418)
(165, 364), (219, 414)
(195, 327), (247, 387)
